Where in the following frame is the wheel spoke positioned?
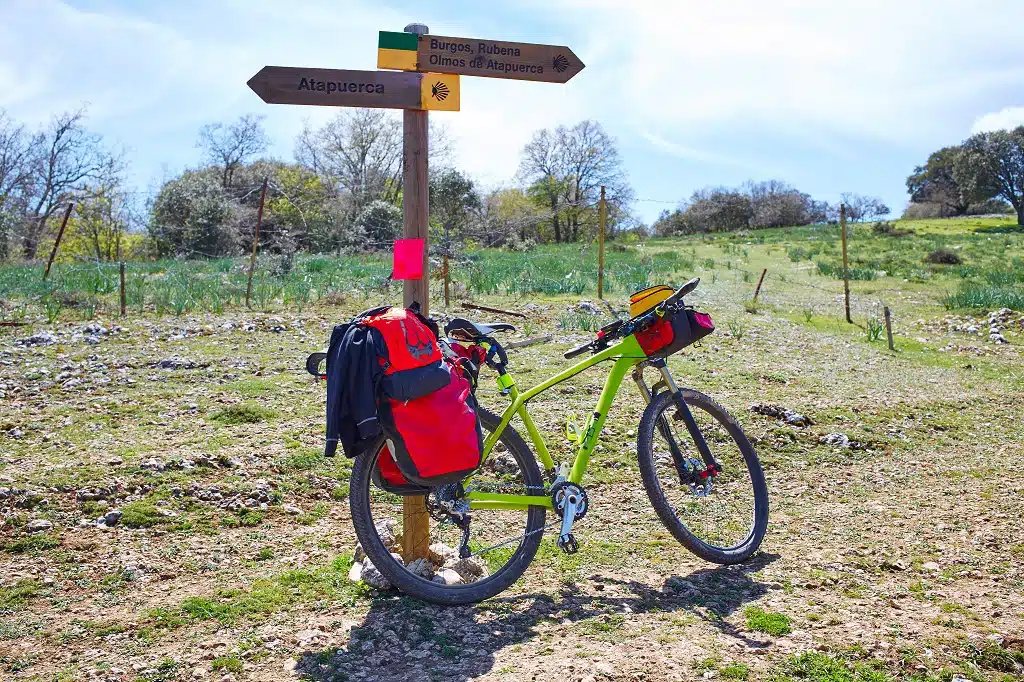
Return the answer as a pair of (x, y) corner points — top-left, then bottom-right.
(648, 395), (758, 552)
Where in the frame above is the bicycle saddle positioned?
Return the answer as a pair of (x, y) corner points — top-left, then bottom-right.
(444, 317), (516, 340)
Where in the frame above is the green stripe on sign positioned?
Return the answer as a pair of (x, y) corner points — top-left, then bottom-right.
(378, 31), (418, 51)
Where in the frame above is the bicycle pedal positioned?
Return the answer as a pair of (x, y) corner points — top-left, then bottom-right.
(557, 533), (579, 554)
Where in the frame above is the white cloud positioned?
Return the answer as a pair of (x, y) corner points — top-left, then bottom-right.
(640, 131), (767, 173)
(971, 107), (1024, 134)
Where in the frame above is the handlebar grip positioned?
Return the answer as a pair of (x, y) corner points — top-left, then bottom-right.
(657, 277), (701, 313)
(564, 341), (592, 359)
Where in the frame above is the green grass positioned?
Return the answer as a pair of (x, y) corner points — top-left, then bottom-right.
(943, 283), (1024, 311)
(211, 656), (244, 673)
(3, 533), (60, 554)
(721, 663), (751, 680)
(745, 606), (792, 636)
(768, 652), (890, 682)
(210, 403), (278, 425)
(150, 555), (366, 626)
(221, 509), (264, 528)
(970, 643), (1024, 673)
(120, 500), (168, 528)
(0, 580), (41, 611)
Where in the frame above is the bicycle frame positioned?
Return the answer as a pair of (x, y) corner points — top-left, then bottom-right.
(464, 334), (648, 512)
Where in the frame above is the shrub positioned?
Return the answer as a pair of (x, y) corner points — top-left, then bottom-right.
(870, 221), (912, 237)
(923, 248), (962, 265)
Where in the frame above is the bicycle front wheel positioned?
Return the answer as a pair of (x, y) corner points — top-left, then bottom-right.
(349, 407), (546, 605)
(637, 389), (768, 564)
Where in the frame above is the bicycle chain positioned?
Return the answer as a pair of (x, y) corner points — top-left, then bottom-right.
(433, 480), (554, 560)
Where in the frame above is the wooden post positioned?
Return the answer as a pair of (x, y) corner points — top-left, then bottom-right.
(42, 203), (74, 281)
(401, 22), (432, 564)
(245, 178), (269, 308)
(753, 268), (767, 301)
(884, 306), (895, 351)
(840, 203), (852, 324)
(119, 262), (126, 318)
(597, 185), (606, 299)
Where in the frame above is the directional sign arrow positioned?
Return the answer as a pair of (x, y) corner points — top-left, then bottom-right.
(246, 66), (459, 111)
(378, 32), (585, 84)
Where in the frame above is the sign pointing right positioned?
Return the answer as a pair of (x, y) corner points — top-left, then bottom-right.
(378, 31), (585, 84)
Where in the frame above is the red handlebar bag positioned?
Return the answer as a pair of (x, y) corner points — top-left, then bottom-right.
(636, 309), (715, 358)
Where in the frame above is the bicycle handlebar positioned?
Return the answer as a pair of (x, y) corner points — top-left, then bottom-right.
(563, 340), (593, 359)
(561, 278), (702, 360)
(660, 277), (700, 312)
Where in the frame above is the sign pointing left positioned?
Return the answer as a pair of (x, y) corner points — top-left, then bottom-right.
(246, 66), (459, 111)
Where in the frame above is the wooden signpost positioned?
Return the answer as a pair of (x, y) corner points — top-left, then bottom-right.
(248, 22), (582, 565)
(247, 67), (460, 111)
(378, 31), (585, 83)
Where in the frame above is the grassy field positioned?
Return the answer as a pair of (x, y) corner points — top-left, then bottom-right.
(1, 216), (1023, 682)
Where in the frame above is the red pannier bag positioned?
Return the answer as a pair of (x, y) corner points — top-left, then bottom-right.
(635, 309), (715, 358)
(357, 306), (483, 491)
(377, 361), (483, 487)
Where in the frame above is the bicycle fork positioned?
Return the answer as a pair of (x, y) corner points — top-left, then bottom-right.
(632, 360), (722, 480)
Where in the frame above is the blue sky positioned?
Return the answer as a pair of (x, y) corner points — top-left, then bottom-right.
(2, 0), (1023, 224)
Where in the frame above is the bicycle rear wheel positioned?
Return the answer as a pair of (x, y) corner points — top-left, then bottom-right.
(349, 407), (546, 604)
(637, 389), (768, 563)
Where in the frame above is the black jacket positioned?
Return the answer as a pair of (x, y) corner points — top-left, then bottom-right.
(324, 322), (386, 458)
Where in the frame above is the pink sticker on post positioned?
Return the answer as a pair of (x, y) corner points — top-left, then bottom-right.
(392, 238), (425, 280)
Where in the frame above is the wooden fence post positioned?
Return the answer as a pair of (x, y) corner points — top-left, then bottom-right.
(401, 22), (432, 564)
(884, 306), (895, 351)
(753, 268), (767, 301)
(245, 178), (269, 308)
(119, 262), (126, 318)
(840, 203), (852, 324)
(43, 203), (74, 281)
(597, 185), (606, 299)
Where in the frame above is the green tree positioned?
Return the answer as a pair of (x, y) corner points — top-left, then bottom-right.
(954, 126), (1024, 226)
(351, 200), (401, 250)
(429, 168), (480, 254)
(906, 146), (970, 216)
(148, 168), (236, 257)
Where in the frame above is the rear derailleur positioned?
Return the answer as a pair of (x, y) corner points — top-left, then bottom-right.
(550, 481), (589, 554)
(426, 484), (472, 559)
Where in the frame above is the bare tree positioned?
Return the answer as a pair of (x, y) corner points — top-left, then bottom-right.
(839, 192), (890, 222)
(197, 114), (269, 188)
(0, 111), (34, 259)
(296, 110), (402, 213)
(21, 111), (117, 259)
(518, 121), (632, 243)
(558, 120), (632, 242)
(518, 128), (565, 242)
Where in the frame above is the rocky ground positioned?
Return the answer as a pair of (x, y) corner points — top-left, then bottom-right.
(2, 282), (1023, 682)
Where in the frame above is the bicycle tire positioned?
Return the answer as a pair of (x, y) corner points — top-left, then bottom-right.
(349, 407), (546, 604)
(637, 389), (768, 564)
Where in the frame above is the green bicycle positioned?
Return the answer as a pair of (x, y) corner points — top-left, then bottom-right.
(349, 278), (769, 604)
